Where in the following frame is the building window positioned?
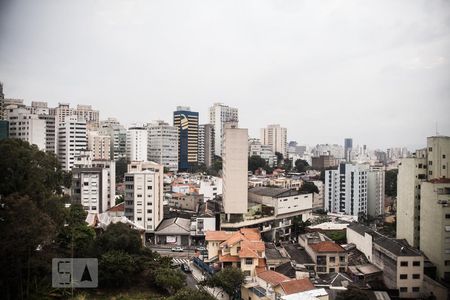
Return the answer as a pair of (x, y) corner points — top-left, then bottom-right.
(147, 209), (152, 213)
(329, 268), (335, 273)
(400, 274), (407, 280)
(445, 260), (450, 266)
(400, 261), (408, 267)
(339, 256), (345, 262)
(412, 287), (420, 293)
(413, 261), (421, 267)
(444, 165), (447, 169)
(137, 217), (142, 221)
(147, 186), (152, 190)
(412, 274), (420, 279)
(317, 266), (326, 272)
(429, 147), (432, 152)
(400, 287), (408, 293)
(339, 267), (346, 272)
(329, 257), (336, 263)
(245, 258), (253, 265)
(444, 154), (446, 159)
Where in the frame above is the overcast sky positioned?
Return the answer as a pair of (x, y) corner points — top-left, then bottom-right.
(0, 0), (449, 150)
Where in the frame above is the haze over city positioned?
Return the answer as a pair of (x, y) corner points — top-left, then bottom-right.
(1, 0), (449, 149)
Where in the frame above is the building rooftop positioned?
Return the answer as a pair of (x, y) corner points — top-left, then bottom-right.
(275, 261), (297, 278)
(155, 217), (190, 235)
(284, 244), (314, 265)
(257, 270), (290, 286)
(309, 241), (345, 253)
(249, 187), (301, 198)
(277, 278), (315, 295)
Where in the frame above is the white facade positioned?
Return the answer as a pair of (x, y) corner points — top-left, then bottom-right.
(261, 124), (287, 158)
(5, 106), (46, 150)
(223, 124), (248, 217)
(124, 161), (164, 232)
(367, 165), (385, 217)
(87, 131), (111, 160)
(126, 126), (148, 161)
(57, 115), (87, 170)
(99, 117), (127, 160)
(249, 138), (277, 167)
(198, 124), (215, 167)
(208, 103), (238, 157)
(72, 157), (116, 213)
(325, 163), (368, 216)
(147, 120), (178, 171)
(198, 176), (223, 201)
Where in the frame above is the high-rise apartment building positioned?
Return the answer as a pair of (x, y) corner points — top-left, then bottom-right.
(173, 106), (198, 171)
(99, 118), (127, 161)
(198, 124), (215, 167)
(397, 136), (450, 282)
(344, 138), (353, 162)
(88, 131), (111, 160)
(367, 165), (385, 217)
(74, 104), (100, 130)
(223, 123), (248, 220)
(71, 152), (116, 213)
(325, 163), (368, 216)
(126, 125), (148, 162)
(209, 103), (238, 157)
(261, 124), (287, 158)
(147, 120), (178, 172)
(124, 161), (164, 233)
(57, 115), (87, 170)
(5, 106), (46, 151)
(248, 138), (277, 167)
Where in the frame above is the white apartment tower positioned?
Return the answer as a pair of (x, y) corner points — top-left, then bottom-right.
(209, 103), (238, 157)
(325, 163), (368, 216)
(57, 115), (87, 170)
(198, 124), (215, 167)
(367, 165), (385, 217)
(99, 118), (127, 160)
(88, 131), (111, 160)
(71, 152), (116, 213)
(5, 106), (46, 151)
(126, 125), (148, 161)
(222, 123), (248, 220)
(147, 120), (178, 172)
(261, 124), (287, 158)
(124, 161), (164, 233)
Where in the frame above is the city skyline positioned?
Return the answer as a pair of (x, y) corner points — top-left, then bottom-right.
(1, 0), (449, 149)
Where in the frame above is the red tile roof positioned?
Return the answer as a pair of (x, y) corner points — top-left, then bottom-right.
(241, 240), (265, 252)
(220, 232), (245, 248)
(219, 254), (241, 262)
(257, 270), (290, 286)
(205, 231), (232, 241)
(309, 241), (345, 253)
(239, 247), (259, 258)
(107, 202), (124, 212)
(278, 278), (315, 295)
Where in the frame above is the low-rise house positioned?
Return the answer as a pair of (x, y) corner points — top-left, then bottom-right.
(299, 232), (348, 274)
(265, 243), (291, 270)
(154, 217), (191, 246)
(205, 228), (266, 276)
(168, 192), (203, 212)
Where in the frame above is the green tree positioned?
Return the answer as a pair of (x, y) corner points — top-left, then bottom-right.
(299, 181), (319, 194)
(0, 139), (71, 206)
(200, 268), (245, 300)
(99, 250), (137, 288)
(207, 156), (223, 176)
(385, 169), (398, 197)
(115, 194), (124, 205)
(115, 157), (128, 183)
(0, 194), (56, 299)
(291, 216), (311, 238)
(283, 158), (292, 172)
(168, 287), (214, 300)
(95, 222), (142, 255)
(325, 231), (347, 243)
(335, 287), (368, 300)
(155, 268), (186, 294)
(248, 155), (267, 173)
(294, 159), (309, 173)
(275, 152), (283, 166)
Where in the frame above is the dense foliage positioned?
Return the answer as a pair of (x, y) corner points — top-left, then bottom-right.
(200, 267), (245, 300)
(385, 169), (398, 197)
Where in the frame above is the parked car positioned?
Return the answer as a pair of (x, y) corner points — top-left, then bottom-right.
(171, 246), (184, 252)
(180, 263), (191, 273)
(195, 246), (206, 252)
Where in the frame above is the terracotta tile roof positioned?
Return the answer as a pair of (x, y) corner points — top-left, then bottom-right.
(258, 258), (267, 267)
(239, 247), (259, 258)
(107, 202), (124, 212)
(309, 241), (345, 253)
(257, 270), (290, 286)
(219, 254), (241, 262)
(278, 278), (315, 295)
(240, 228), (261, 240)
(241, 240), (265, 252)
(205, 231), (232, 241)
(220, 232), (245, 248)
(255, 266), (267, 274)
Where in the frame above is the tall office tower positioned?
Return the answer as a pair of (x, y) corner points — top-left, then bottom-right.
(88, 131), (111, 160)
(5, 106), (47, 150)
(147, 120), (178, 172)
(124, 161), (164, 233)
(99, 118), (127, 160)
(260, 124), (288, 158)
(367, 164), (385, 217)
(198, 124), (215, 168)
(173, 106), (199, 171)
(325, 163), (368, 216)
(71, 152), (116, 213)
(75, 105), (100, 130)
(222, 123), (248, 220)
(58, 115), (87, 170)
(209, 103), (238, 157)
(344, 138), (353, 162)
(126, 125), (148, 161)
(396, 149), (427, 247)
